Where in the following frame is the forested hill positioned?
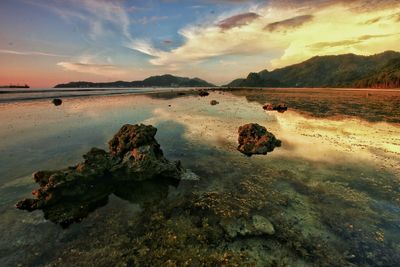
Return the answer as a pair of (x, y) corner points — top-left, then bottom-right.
(226, 51), (400, 88)
(353, 57), (400, 88)
(55, 74), (215, 88)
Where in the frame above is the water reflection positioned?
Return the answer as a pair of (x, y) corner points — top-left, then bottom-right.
(35, 177), (180, 228)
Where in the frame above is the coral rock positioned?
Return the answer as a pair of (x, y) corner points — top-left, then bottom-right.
(237, 123), (281, 156)
(252, 215), (275, 235)
(263, 103), (288, 113)
(16, 124), (196, 227)
(109, 124), (184, 181)
(199, 90), (209, 97)
(52, 98), (62, 106)
(221, 215), (275, 238)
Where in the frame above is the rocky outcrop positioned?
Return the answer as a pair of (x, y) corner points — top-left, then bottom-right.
(237, 123), (281, 156)
(16, 124), (196, 227)
(263, 103), (288, 113)
(108, 124), (184, 181)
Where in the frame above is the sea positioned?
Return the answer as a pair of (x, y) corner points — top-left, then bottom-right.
(0, 87), (399, 266)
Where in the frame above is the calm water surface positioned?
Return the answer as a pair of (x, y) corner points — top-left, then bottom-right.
(0, 87), (192, 103)
(0, 89), (399, 266)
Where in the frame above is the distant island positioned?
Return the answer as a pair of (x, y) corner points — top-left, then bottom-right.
(55, 74), (215, 88)
(225, 51), (400, 89)
(0, 84), (29, 88)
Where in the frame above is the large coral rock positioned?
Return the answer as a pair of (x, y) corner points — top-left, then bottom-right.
(16, 124), (195, 227)
(237, 123), (281, 156)
(109, 124), (183, 181)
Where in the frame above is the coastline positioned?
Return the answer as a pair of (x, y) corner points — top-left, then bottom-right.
(0, 87), (198, 104)
(1, 87), (399, 104)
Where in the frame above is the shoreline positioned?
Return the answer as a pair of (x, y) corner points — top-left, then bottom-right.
(0, 87), (199, 104)
(1, 87), (400, 104)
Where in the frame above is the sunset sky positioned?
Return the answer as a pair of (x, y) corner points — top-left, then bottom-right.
(1, 0), (400, 87)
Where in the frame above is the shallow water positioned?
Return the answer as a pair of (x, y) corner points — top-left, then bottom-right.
(0, 89), (399, 266)
(0, 87), (191, 103)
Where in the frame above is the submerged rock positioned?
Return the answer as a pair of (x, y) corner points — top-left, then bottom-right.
(263, 103), (288, 113)
(52, 98), (62, 106)
(16, 124), (197, 227)
(210, 100), (219, 105)
(221, 215), (275, 238)
(237, 123), (281, 156)
(252, 215), (275, 235)
(199, 90), (209, 97)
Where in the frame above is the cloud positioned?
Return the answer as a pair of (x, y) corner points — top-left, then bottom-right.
(126, 5), (149, 13)
(136, 16), (169, 25)
(309, 40), (361, 49)
(364, 16), (384, 24)
(138, 1), (400, 72)
(358, 33), (394, 40)
(308, 34), (396, 49)
(264, 15), (313, 32)
(217, 12), (260, 29)
(28, 0), (132, 40)
(204, 0), (251, 3)
(363, 11), (400, 24)
(57, 62), (126, 76)
(0, 49), (68, 57)
(219, 59), (238, 66)
(269, 0), (400, 11)
(127, 39), (161, 56)
(21, 0), (400, 85)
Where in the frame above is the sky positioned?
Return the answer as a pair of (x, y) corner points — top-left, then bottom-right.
(0, 0), (400, 88)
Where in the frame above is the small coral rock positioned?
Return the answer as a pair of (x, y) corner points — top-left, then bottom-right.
(252, 215), (275, 235)
(274, 103), (288, 113)
(220, 215), (275, 238)
(262, 103), (274, 111)
(210, 100), (219, 105)
(52, 98), (62, 106)
(263, 103), (288, 113)
(237, 123), (281, 156)
(199, 90), (209, 97)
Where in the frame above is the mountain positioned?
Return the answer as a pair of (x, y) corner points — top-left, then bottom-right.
(225, 51), (400, 88)
(54, 74), (215, 88)
(353, 58), (400, 88)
